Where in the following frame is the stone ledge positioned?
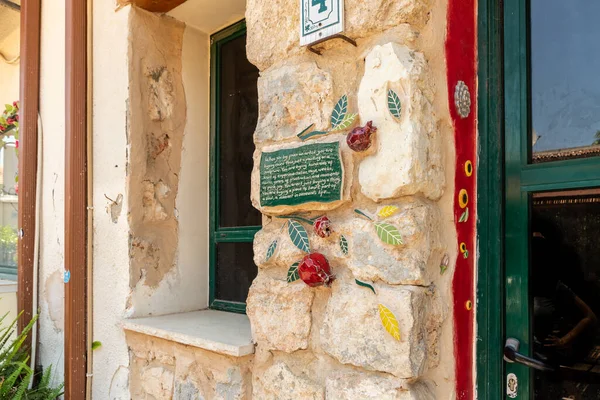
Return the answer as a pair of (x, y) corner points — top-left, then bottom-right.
(122, 310), (255, 357)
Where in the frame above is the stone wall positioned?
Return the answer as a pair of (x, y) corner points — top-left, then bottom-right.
(247, 0), (456, 398)
(127, 331), (253, 399)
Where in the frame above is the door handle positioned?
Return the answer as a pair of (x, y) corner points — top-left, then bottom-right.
(504, 338), (555, 372)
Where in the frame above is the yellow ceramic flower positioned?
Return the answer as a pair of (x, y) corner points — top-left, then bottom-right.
(465, 160), (473, 177)
(458, 189), (468, 209)
(465, 300), (473, 310)
(460, 242), (467, 253)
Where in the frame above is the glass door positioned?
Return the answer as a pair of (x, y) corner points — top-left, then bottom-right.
(504, 0), (600, 398)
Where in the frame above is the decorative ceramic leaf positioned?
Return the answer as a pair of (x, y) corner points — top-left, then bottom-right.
(296, 123), (314, 138)
(374, 223), (403, 245)
(459, 208), (469, 223)
(266, 240), (278, 262)
(288, 219), (311, 253)
(354, 209), (373, 220)
(287, 262), (300, 283)
(298, 130), (328, 141)
(339, 235), (349, 255)
(378, 206), (399, 218)
(92, 341), (102, 351)
(379, 304), (401, 341)
(440, 254), (449, 275)
(331, 113), (357, 131)
(355, 279), (376, 294)
(463, 250), (469, 259)
(387, 89), (402, 119)
(331, 95), (348, 129)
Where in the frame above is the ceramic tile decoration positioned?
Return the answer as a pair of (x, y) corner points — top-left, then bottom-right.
(454, 80), (471, 118)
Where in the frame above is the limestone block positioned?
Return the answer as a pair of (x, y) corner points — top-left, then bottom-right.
(140, 366), (175, 399)
(246, 0), (431, 71)
(174, 379), (203, 400)
(246, 274), (315, 352)
(255, 62), (334, 142)
(251, 137), (353, 216)
(253, 362), (324, 400)
(348, 199), (443, 286)
(320, 281), (438, 378)
(325, 372), (435, 400)
(215, 367), (247, 400)
(357, 43), (444, 201)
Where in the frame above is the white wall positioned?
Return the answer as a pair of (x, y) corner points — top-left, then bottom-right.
(37, 0), (66, 386)
(91, 2), (132, 398)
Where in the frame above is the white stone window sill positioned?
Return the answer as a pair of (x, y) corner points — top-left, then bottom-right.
(122, 310), (254, 357)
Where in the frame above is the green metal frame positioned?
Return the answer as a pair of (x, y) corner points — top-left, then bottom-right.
(209, 20), (260, 314)
(478, 1), (600, 398)
(475, 0), (504, 398)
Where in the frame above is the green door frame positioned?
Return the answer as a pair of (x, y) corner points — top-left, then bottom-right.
(477, 1), (600, 398)
(209, 20), (261, 314)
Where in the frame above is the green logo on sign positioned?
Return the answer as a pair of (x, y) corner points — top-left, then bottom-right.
(312, 0), (327, 13)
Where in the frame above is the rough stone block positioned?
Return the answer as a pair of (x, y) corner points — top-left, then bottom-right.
(246, 0), (431, 71)
(140, 366), (175, 399)
(253, 362), (324, 400)
(246, 274), (315, 353)
(325, 372), (435, 400)
(348, 199), (443, 286)
(357, 43), (444, 201)
(320, 281), (439, 378)
(254, 62), (334, 142)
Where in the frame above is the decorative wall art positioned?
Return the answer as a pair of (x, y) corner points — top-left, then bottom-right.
(259, 141), (344, 207)
(354, 208), (403, 246)
(446, 0), (477, 396)
(354, 278), (401, 341)
(297, 94), (358, 141)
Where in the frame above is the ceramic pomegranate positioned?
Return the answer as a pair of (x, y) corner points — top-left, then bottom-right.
(313, 216), (332, 238)
(298, 252), (335, 287)
(346, 121), (377, 152)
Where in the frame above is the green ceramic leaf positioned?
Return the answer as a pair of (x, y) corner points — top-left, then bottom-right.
(374, 222), (403, 245)
(298, 130), (328, 141)
(459, 208), (469, 223)
(287, 262), (300, 283)
(92, 341), (102, 351)
(340, 235), (349, 255)
(353, 209), (373, 221)
(331, 95), (348, 129)
(331, 113), (357, 131)
(266, 240), (278, 262)
(288, 219), (311, 253)
(387, 89), (401, 118)
(463, 250), (469, 259)
(355, 279), (376, 294)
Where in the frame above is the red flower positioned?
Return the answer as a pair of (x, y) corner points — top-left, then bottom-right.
(15, 140), (18, 149)
(298, 252), (335, 287)
(14, 114), (18, 122)
(14, 183), (18, 195)
(6, 118), (13, 124)
(313, 216), (332, 238)
(0, 126), (5, 132)
(12, 101), (17, 107)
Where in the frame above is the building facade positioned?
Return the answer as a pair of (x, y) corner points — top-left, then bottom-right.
(12, 0), (600, 399)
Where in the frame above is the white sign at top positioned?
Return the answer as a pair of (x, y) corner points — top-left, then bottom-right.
(300, 0), (344, 46)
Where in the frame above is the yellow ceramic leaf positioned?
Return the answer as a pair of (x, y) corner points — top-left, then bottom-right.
(378, 304), (401, 341)
(378, 206), (399, 218)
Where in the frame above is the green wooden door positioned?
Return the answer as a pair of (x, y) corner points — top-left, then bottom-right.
(503, 1), (600, 398)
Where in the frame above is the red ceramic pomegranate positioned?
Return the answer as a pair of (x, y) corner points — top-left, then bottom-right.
(346, 121), (377, 152)
(313, 216), (332, 238)
(298, 252), (335, 287)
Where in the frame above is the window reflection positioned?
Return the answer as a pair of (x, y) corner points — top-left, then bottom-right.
(531, 1), (600, 163)
(532, 189), (600, 398)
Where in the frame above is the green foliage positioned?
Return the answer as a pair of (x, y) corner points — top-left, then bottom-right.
(0, 312), (64, 399)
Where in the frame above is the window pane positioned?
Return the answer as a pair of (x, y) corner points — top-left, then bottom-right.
(218, 34), (262, 227)
(531, 189), (600, 398)
(215, 242), (257, 303)
(531, 1), (600, 163)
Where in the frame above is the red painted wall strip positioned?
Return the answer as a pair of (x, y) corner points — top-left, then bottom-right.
(446, 0), (477, 398)
(65, 0), (88, 398)
(18, 0), (41, 338)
